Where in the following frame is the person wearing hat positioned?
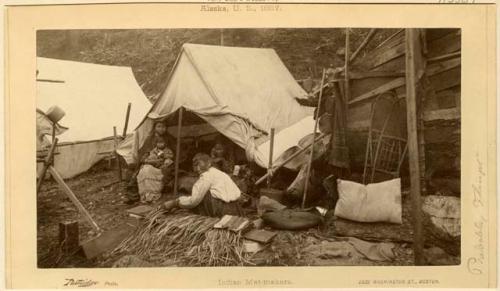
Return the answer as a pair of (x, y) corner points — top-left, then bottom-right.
(162, 153), (243, 217)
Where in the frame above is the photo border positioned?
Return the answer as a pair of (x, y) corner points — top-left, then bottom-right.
(4, 2), (497, 289)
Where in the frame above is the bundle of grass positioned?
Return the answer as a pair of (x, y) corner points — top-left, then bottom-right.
(111, 210), (253, 266)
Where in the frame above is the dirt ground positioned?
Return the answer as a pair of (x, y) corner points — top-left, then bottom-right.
(37, 163), (455, 268)
(37, 162), (131, 268)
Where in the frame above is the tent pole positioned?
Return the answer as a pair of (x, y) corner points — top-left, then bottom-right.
(122, 102), (132, 138)
(255, 133), (327, 186)
(173, 107), (184, 196)
(302, 68), (326, 209)
(344, 28), (351, 103)
(51, 121), (56, 143)
(267, 128), (275, 188)
(113, 126), (122, 181)
(37, 138), (58, 193)
(405, 28), (424, 265)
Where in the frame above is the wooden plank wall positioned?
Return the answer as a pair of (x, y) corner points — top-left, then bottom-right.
(344, 29), (461, 195)
(422, 29), (460, 195)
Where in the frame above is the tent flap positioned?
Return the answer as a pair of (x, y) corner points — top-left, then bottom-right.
(118, 44), (315, 168)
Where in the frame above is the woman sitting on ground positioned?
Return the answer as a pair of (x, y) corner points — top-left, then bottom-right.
(136, 137), (174, 203)
(126, 120), (174, 204)
(162, 153), (243, 217)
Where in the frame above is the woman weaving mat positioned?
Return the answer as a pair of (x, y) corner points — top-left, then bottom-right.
(161, 153), (243, 217)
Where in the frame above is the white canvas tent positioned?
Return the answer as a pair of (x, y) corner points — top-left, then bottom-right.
(118, 43), (318, 169)
(37, 57), (152, 179)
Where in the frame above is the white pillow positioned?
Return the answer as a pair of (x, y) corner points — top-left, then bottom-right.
(334, 178), (402, 224)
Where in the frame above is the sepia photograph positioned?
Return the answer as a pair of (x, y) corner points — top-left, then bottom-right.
(4, 2), (498, 289)
(35, 27), (462, 268)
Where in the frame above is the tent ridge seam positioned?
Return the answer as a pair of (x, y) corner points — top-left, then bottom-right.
(183, 47), (223, 106)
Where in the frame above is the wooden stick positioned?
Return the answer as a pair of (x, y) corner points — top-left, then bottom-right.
(267, 128), (275, 188)
(348, 77), (406, 105)
(48, 166), (101, 232)
(348, 70), (405, 79)
(350, 28), (377, 63)
(397, 143), (409, 175)
(376, 28), (404, 49)
(362, 101), (376, 184)
(36, 138), (58, 193)
(113, 126), (122, 181)
(370, 100), (396, 182)
(51, 121), (56, 143)
(36, 78), (65, 83)
(254, 133), (327, 186)
(426, 51), (460, 63)
(302, 69), (327, 209)
(173, 107), (184, 196)
(309, 83), (330, 97)
(405, 28), (424, 266)
(122, 102), (131, 137)
(344, 28), (351, 102)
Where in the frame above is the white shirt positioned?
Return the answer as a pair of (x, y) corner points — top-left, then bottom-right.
(178, 167), (241, 209)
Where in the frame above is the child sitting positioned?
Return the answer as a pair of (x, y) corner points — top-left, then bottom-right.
(143, 138), (174, 168)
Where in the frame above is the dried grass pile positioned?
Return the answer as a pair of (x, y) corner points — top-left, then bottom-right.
(112, 210), (253, 266)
